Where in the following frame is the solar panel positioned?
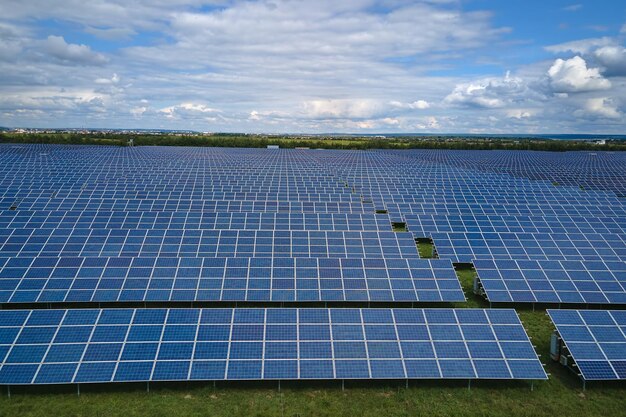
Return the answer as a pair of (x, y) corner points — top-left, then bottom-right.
(0, 257), (464, 304)
(0, 308), (547, 384)
(474, 259), (626, 304)
(405, 214), (626, 237)
(547, 309), (626, 380)
(431, 232), (626, 264)
(0, 212), (391, 231)
(0, 229), (421, 259)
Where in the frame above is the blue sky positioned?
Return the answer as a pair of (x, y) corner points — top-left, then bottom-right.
(0, 0), (625, 133)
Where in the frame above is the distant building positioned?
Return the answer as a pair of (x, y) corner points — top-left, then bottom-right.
(267, 145), (279, 149)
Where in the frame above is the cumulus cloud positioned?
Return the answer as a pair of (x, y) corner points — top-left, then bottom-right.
(506, 109), (536, 119)
(444, 72), (539, 109)
(40, 35), (108, 66)
(130, 106), (147, 118)
(301, 99), (385, 119)
(547, 56), (611, 93)
(0, 1), (625, 133)
(159, 103), (221, 119)
(95, 73), (120, 84)
(390, 100), (431, 110)
(574, 97), (622, 119)
(594, 45), (626, 76)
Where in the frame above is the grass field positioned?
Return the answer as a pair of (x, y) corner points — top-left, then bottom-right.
(1, 245), (625, 417)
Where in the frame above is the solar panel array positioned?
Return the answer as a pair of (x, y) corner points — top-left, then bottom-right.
(0, 308), (547, 384)
(7, 143), (626, 384)
(548, 310), (626, 380)
(339, 150), (626, 305)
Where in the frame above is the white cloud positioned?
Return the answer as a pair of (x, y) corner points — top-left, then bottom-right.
(444, 72), (538, 109)
(390, 100), (431, 110)
(381, 117), (400, 126)
(547, 56), (611, 93)
(159, 103), (221, 119)
(0, 1), (624, 133)
(95, 73), (120, 84)
(414, 116), (440, 130)
(545, 37), (615, 54)
(41, 35), (108, 66)
(594, 45), (626, 76)
(130, 106), (147, 118)
(506, 109), (536, 119)
(574, 97), (621, 119)
(301, 99), (385, 119)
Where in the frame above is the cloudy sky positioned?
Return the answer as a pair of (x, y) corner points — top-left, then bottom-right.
(1, 0), (625, 133)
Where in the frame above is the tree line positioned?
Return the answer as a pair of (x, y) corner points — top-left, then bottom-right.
(1, 132), (625, 152)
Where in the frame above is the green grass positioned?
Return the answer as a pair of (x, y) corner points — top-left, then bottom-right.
(2, 243), (626, 416)
(417, 241), (434, 258)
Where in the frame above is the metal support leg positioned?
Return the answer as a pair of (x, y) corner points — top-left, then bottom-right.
(341, 380), (345, 391)
(405, 380), (408, 389)
(7, 386), (10, 398)
(77, 384), (80, 397)
(147, 382), (150, 393)
(467, 380), (471, 391)
(278, 380), (281, 392)
(531, 381), (534, 392)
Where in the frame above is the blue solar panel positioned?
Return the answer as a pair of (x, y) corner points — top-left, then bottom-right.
(475, 259), (626, 304)
(0, 257), (465, 303)
(0, 229), (421, 259)
(548, 310), (626, 380)
(0, 308), (547, 384)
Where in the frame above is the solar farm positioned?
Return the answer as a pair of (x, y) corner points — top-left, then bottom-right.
(0, 144), (625, 416)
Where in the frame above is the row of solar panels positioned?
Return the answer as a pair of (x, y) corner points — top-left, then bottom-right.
(387, 202), (626, 220)
(381, 149), (626, 196)
(0, 229), (421, 259)
(405, 214), (626, 236)
(0, 212), (392, 231)
(429, 231), (626, 263)
(0, 257), (465, 304)
(0, 200), (373, 213)
(0, 308), (547, 384)
(2, 182), (618, 197)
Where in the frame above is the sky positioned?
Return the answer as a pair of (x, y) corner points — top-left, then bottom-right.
(0, 0), (625, 134)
